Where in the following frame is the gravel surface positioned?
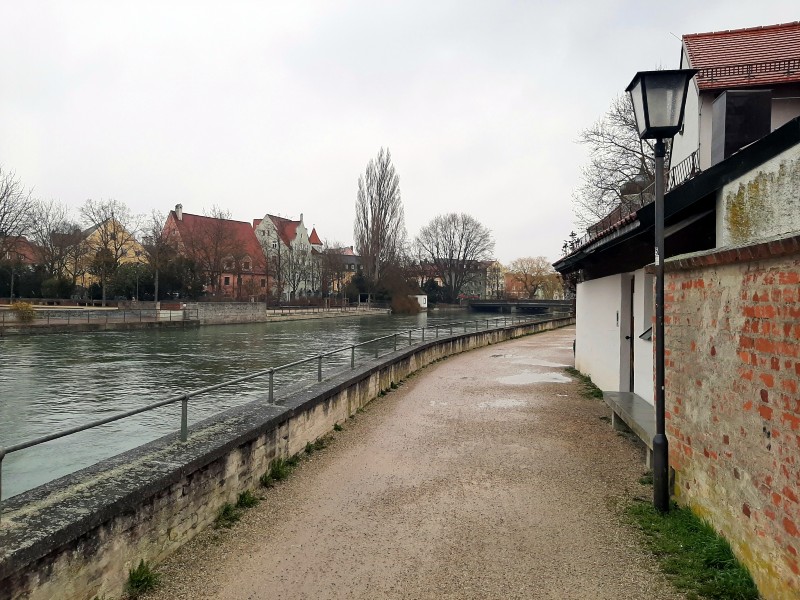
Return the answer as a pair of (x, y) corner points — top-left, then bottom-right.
(145, 326), (684, 600)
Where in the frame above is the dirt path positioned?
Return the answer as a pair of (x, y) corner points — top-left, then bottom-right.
(147, 326), (683, 600)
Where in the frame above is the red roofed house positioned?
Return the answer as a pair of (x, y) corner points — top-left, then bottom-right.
(670, 21), (800, 187)
(165, 204), (268, 300)
(254, 213), (324, 300)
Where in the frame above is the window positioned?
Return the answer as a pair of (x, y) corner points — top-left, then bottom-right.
(244, 261), (251, 270)
(224, 276), (231, 286)
(271, 241), (277, 249)
(261, 278), (266, 288)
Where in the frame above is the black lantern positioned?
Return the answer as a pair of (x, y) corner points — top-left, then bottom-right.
(626, 70), (697, 139)
(625, 68), (695, 514)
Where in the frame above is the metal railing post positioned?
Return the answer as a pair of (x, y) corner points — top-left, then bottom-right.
(180, 397), (189, 442)
(318, 355), (322, 381)
(464, 321), (467, 332)
(394, 334), (397, 352)
(422, 327), (425, 341)
(409, 330), (412, 346)
(269, 369), (274, 403)
(450, 324), (453, 335)
(435, 325), (439, 338)
(351, 345), (355, 369)
(0, 448), (5, 522)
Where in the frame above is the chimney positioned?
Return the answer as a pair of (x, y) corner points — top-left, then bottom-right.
(299, 213), (303, 224)
(175, 204), (183, 221)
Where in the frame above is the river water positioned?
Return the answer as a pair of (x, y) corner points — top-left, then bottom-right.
(0, 310), (497, 499)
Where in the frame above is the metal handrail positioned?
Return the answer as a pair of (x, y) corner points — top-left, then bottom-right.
(0, 314), (547, 514)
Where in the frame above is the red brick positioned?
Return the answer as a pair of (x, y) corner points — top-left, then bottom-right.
(781, 412), (800, 431)
(785, 487), (799, 504)
(760, 373), (775, 388)
(784, 517), (800, 537)
(760, 405), (774, 420)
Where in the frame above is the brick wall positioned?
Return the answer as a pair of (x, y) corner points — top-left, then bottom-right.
(664, 235), (800, 599)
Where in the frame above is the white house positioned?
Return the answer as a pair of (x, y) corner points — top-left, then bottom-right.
(253, 213), (324, 300)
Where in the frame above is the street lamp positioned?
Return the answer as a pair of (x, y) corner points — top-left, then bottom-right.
(626, 69), (696, 513)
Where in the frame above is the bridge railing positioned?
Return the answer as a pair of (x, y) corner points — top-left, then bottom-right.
(0, 314), (553, 517)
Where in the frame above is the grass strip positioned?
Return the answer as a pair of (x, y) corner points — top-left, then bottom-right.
(626, 499), (759, 600)
(564, 367), (604, 399)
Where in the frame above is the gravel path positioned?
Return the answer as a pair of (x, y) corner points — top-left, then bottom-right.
(146, 326), (683, 600)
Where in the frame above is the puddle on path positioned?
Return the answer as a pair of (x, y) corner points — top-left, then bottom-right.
(498, 372), (572, 385)
(511, 358), (568, 368)
(477, 398), (527, 409)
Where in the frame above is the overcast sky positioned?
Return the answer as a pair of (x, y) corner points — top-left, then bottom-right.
(1, 1), (797, 263)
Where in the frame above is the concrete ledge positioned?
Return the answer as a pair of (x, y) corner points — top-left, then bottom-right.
(0, 316), (574, 600)
(603, 391), (655, 466)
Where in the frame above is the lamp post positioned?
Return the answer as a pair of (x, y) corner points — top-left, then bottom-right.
(626, 69), (696, 513)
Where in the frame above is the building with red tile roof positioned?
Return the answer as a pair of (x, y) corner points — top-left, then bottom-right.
(671, 21), (800, 179)
(164, 204), (268, 300)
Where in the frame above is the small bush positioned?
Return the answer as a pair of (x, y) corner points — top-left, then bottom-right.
(236, 490), (259, 508)
(333, 423), (343, 432)
(261, 456), (298, 487)
(215, 503), (241, 528)
(125, 560), (160, 598)
(10, 302), (36, 323)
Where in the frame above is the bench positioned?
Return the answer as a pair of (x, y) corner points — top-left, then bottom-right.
(603, 391), (655, 467)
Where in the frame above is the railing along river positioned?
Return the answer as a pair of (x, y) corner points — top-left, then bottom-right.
(0, 314), (543, 516)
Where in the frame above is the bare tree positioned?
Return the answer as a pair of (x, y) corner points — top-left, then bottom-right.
(80, 198), (141, 305)
(0, 167), (33, 260)
(414, 213), (495, 303)
(354, 148), (406, 285)
(319, 243), (350, 299)
(281, 246), (310, 300)
(507, 256), (562, 299)
(141, 210), (176, 303)
(28, 200), (84, 280)
(573, 95), (660, 227)
(180, 206), (239, 296)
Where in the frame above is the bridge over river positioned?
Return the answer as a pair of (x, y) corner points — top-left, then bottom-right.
(469, 299), (573, 314)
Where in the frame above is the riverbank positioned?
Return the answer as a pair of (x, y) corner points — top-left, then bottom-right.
(0, 305), (390, 337)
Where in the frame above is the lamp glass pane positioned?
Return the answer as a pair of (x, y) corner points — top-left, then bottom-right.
(642, 72), (687, 129)
(629, 78), (647, 137)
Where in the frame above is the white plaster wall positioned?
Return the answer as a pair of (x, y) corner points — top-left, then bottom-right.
(575, 275), (624, 392)
(698, 93), (714, 170)
(671, 81), (700, 169)
(632, 269), (654, 405)
(716, 143), (800, 247)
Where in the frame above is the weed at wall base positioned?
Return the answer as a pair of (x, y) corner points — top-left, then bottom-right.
(627, 500), (759, 600)
(564, 367), (603, 399)
(214, 503), (241, 528)
(125, 560), (160, 599)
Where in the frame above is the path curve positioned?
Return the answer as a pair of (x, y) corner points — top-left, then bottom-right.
(148, 326), (683, 600)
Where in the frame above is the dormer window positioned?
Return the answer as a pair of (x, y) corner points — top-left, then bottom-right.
(244, 261), (251, 270)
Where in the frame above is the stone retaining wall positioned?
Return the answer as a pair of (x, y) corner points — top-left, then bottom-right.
(186, 302), (385, 325)
(0, 316), (574, 600)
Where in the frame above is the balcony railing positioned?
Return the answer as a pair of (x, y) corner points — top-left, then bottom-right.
(667, 150), (701, 191)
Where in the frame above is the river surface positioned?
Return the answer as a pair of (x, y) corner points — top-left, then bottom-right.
(0, 310), (512, 499)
